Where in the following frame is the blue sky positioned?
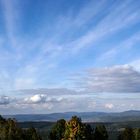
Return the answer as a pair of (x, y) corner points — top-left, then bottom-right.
(0, 0), (140, 114)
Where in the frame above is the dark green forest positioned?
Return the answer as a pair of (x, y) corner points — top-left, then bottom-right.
(0, 115), (41, 140)
(0, 115), (140, 140)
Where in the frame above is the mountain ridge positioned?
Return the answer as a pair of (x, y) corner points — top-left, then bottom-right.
(3, 110), (140, 122)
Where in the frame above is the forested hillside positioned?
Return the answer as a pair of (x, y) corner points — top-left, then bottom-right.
(0, 115), (41, 140)
(0, 115), (140, 140)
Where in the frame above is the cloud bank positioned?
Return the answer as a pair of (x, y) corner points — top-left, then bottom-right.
(73, 65), (140, 93)
(0, 96), (10, 105)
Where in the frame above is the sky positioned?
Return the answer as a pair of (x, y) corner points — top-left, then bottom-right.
(0, 0), (140, 114)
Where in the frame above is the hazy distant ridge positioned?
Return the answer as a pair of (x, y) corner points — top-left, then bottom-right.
(3, 110), (140, 122)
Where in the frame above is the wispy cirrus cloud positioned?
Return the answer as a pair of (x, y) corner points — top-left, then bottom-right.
(96, 31), (140, 65)
(0, 0), (140, 114)
(67, 0), (140, 52)
(1, 0), (19, 47)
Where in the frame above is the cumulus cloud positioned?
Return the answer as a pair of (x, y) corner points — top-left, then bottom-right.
(105, 103), (114, 109)
(23, 94), (64, 104)
(24, 94), (46, 104)
(73, 65), (140, 93)
(0, 92), (139, 114)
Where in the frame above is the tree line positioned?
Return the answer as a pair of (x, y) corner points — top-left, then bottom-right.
(47, 116), (140, 140)
(0, 115), (41, 140)
(118, 127), (140, 140)
(49, 116), (108, 140)
(0, 115), (140, 140)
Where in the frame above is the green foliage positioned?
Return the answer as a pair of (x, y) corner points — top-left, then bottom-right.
(49, 119), (66, 140)
(25, 127), (42, 140)
(0, 115), (41, 140)
(133, 128), (140, 140)
(94, 125), (108, 140)
(118, 127), (140, 140)
(82, 124), (94, 140)
(49, 116), (95, 140)
(118, 127), (134, 140)
(64, 116), (86, 140)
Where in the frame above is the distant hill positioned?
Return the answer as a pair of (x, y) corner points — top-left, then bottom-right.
(3, 110), (140, 122)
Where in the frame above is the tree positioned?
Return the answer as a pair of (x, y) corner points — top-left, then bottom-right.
(118, 127), (134, 140)
(94, 125), (108, 140)
(84, 124), (94, 140)
(0, 115), (42, 140)
(49, 119), (66, 140)
(134, 128), (140, 140)
(49, 116), (108, 140)
(64, 116), (94, 140)
(26, 127), (42, 140)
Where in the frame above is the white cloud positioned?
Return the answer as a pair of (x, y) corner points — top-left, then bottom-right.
(130, 59), (140, 71)
(0, 1), (139, 114)
(0, 91), (139, 114)
(0, 96), (10, 105)
(105, 103), (114, 109)
(23, 93), (65, 104)
(0, 95), (16, 105)
(72, 65), (140, 93)
(0, 0), (139, 92)
(24, 94), (46, 104)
